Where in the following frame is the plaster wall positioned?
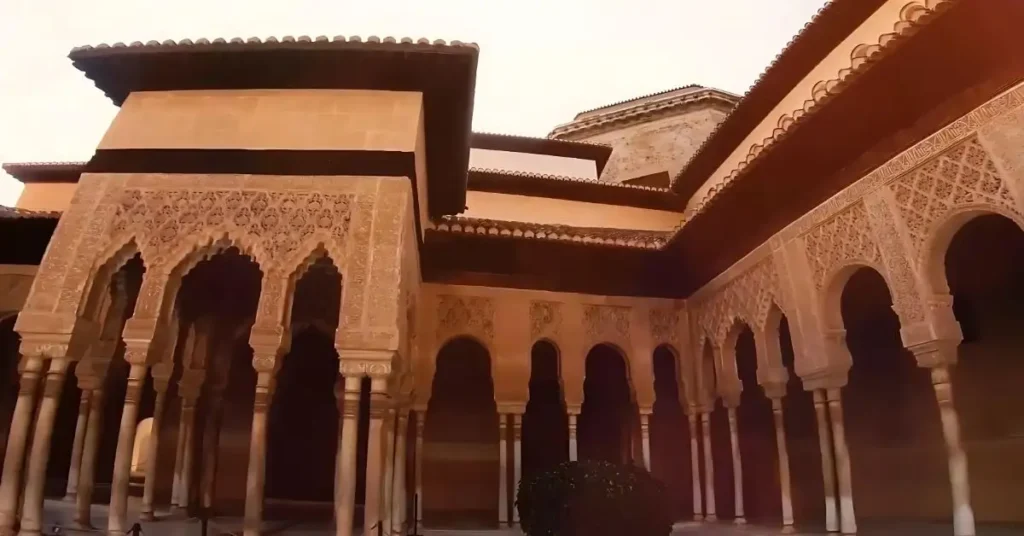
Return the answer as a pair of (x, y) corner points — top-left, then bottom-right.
(574, 107), (727, 184)
(0, 265), (37, 315)
(99, 89), (424, 152)
(469, 149), (597, 180)
(462, 190), (682, 231)
(688, 0), (928, 211)
(15, 183), (76, 212)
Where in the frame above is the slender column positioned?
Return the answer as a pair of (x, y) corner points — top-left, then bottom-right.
(931, 367), (975, 536)
(0, 356), (44, 534)
(813, 390), (839, 532)
(381, 410), (396, 536)
(700, 412), (716, 521)
(687, 413), (703, 521)
(639, 413), (652, 471)
(825, 388), (856, 535)
(771, 398), (795, 532)
(414, 412), (425, 532)
(19, 357), (71, 536)
(170, 398), (188, 508)
(200, 395), (225, 511)
(726, 407), (745, 524)
(512, 413), (522, 525)
(498, 414), (509, 526)
(140, 380), (170, 520)
(243, 371), (274, 536)
(336, 376), (361, 536)
(108, 363), (149, 535)
(364, 377), (389, 536)
(568, 412), (579, 462)
(73, 389), (105, 530)
(64, 390), (92, 502)
(391, 411), (409, 536)
(178, 398), (198, 511)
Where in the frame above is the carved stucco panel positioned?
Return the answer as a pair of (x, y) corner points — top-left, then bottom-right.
(582, 304), (631, 350)
(888, 136), (1023, 266)
(529, 300), (563, 343)
(803, 201), (884, 290)
(436, 295), (495, 347)
(648, 307), (681, 346)
(695, 257), (782, 347)
(864, 194), (926, 323)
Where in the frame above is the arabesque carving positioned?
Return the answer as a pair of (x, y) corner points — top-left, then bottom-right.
(649, 307), (681, 345)
(436, 295), (495, 344)
(695, 257), (782, 343)
(803, 202), (883, 289)
(865, 195), (926, 322)
(583, 304), (630, 347)
(529, 300), (562, 341)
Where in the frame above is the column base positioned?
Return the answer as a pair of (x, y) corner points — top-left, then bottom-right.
(733, 517), (746, 525)
(693, 514), (703, 521)
(70, 522), (96, 531)
(705, 514), (717, 522)
(782, 525), (797, 534)
(63, 494), (76, 503)
(17, 529), (42, 536)
(138, 511), (155, 522)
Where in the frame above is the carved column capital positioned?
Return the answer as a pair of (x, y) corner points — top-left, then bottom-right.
(338, 349), (395, 379)
(124, 364), (148, 405)
(512, 413), (522, 440)
(906, 337), (960, 370)
(799, 364), (849, 392)
(18, 335), (70, 360)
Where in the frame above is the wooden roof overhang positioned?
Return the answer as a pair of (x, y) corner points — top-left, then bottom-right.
(470, 133), (613, 175)
(2, 162), (86, 183)
(668, 0), (1024, 294)
(467, 169), (686, 211)
(0, 207), (60, 265)
(68, 36), (479, 218)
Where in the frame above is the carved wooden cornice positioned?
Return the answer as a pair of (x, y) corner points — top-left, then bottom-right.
(429, 216), (669, 250)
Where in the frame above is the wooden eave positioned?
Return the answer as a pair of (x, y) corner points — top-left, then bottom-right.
(2, 162), (86, 183)
(466, 169), (686, 211)
(470, 133), (613, 175)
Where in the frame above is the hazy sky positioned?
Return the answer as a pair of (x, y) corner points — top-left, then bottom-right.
(0, 0), (829, 206)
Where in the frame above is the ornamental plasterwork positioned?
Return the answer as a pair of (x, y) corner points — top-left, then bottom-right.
(889, 137), (1022, 265)
(582, 304), (630, 348)
(648, 307), (681, 346)
(529, 300), (562, 342)
(803, 202), (883, 290)
(431, 216), (669, 250)
(695, 257), (782, 345)
(864, 195), (926, 323)
(435, 294), (495, 344)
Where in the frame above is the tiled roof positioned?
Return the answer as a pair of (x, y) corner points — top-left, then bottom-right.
(573, 84), (707, 118)
(70, 35), (478, 54)
(550, 88), (738, 139)
(2, 161), (87, 183)
(0, 206), (61, 220)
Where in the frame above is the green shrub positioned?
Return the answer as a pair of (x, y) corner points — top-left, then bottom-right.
(516, 460), (672, 536)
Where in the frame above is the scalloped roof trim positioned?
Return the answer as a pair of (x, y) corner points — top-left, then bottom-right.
(431, 216), (670, 250)
(472, 132), (611, 149)
(469, 168), (671, 193)
(69, 35), (479, 54)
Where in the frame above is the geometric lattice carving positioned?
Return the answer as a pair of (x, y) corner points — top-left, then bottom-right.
(436, 295), (495, 344)
(803, 202), (882, 289)
(529, 300), (562, 341)
(583, 304), (630, 347)
(890, 137), (1020, 262)
(696, 256), (781, 345)
(649, 307), (680, 345)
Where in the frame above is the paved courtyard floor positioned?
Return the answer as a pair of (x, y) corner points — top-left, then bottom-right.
(38, 500), (1024, 535)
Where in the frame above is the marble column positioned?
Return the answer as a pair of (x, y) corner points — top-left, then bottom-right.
(0, 357), (43, 535)
(639, 413), (652, 471)
(170, 398), (189, 509)
(687, 413), (703, 521)
(336, 376), (361, 536)
(726, 407), (745, 524)
(498, 414), (509, 526)
(812, 390), (839, 533)
(64, 390), (91, 502)
(771, 398), (795, 532)
(200, 395), (225, 512)
(364, 377), (388, 536)
(20, 357), (71, 536)
(825, 388), (856, 535)
(140, 380), (170, 520)
(568, 412), (579, 462)
(108, 363), (149, 535)
(414, 412), (425, 532)
(391, 410), (409, 536)
(73, 389), (105, 530)
(931, 366), (975, 536)
(512, 413), (522, 526)
(700, 412), (716, 521)
(178, 397), (198, 512)
(243, 372), (274, 536)
(381, 410), (396, 536)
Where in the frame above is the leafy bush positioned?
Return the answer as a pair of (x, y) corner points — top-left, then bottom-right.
(516, 460), (672, 536)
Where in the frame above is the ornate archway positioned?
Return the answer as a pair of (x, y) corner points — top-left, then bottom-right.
(651, 344), (691, 519)
(523, 340), (567, 479)
(579, 344), (633, 464)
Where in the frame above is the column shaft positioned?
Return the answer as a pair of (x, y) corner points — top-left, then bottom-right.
(813, 390), (839, 533)
(498, 414), (508, 526)
(200, 397), (225, 511)
(390, 411), (408, 536)
(64, 390), (91, 501)
(931, 367), (975, 536)
(108, 364), (149, 535)
(179, 402), (197, 511)
(771, 398), (794, 531)
(726, 407), (745, 524)
(73, 389), (105, 530)
(140, 387), (169, 520)
(170, 398), (189, 508)
(381, 411), (396, 536)
(243, 373), (273, 536)
(414, 413), (425, 532)
(687, 414), (703, 521)
(20, 358), (71, 536)
(568, 413), (578, 462)
(512, 414), (522, 525)
(640, 413), (652, 471)
(825, 388), (856, 535)
(363, 378), (388, 536)
(701, 412), (716, 521)
(336, 376), (361, 536)
(0, 359), (43, 534)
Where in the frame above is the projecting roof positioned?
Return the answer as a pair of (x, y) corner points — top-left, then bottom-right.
(470, 132), (613, 175)
(2, 162), (86, 183)
(68, 35), (479, 218)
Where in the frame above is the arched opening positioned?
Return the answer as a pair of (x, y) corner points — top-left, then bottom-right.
(579, 344), (633, 464)
(523, 340), (567, 479)
(0, 315), (20, 472)
(265, 255), (342, 520)
(651, 344), (691, 519)
(942, 214), (1024, 523)
(776, 315), (825, 527)
(734, 325), (780, 522)
(171, 247), (262, 516)
(708, 334), (734, 519)
(839, 267), (948, 523)
(424, 337), (498, 529)
(131, 418), (154, 476)
(697, 339), (717, 516)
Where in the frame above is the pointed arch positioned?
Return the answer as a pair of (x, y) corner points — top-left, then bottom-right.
(921, 205), (1024, 295)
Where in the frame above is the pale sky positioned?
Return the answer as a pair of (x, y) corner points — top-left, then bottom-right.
(0, 0), (830, 206)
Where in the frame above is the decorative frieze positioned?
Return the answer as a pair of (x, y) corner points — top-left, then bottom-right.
(529, 300), (562, 342)
(436, 295), (495, 344)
